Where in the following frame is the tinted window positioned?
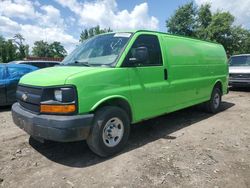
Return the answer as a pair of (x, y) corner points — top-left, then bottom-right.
(229, 56), (250, 66)
(125, 34), (162, 66)
(7, 67), (32, 79)
(46, 62), (59, 67)
(22, 62), (47, 68)
(34, 62), (47, 68)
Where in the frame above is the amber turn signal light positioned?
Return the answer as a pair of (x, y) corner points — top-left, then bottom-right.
(40, 104), (76, 113)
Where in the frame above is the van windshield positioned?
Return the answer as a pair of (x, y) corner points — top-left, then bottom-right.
(62, 33), (132, 67)
(229, 56), (250, 66)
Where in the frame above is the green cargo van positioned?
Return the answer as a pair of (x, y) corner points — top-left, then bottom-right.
(12, 30), (228, 157)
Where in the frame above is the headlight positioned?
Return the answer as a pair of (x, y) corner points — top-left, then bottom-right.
(41, 86), (77, 114)
(54, 89), (62, 102)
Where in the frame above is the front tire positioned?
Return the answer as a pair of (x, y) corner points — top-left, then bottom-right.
(87, 106), (130, 157)
(205, 86), (222, 113)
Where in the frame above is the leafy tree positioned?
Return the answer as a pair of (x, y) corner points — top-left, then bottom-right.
(230, 27), (250, 54)
(49, 41), (67, 58)
(79, 25), (113, 42)
(32, 40), (67, 58)
(196, 4), (212, 39)
(198, 4), (212, 28)
(14, 33), (28, 59)
(5, 39), (18, 62)
(1, 35), (67, 62)
(79, 29), (89, 42)
(0, 35), (6, 62)
(166, 2), (250, 56)
(88, 27), (94, 38)
(206, 12), (235, 54)
(32, 40), (51, 57)
(166, 2), (197, 37)
(0, 36), (18, 63)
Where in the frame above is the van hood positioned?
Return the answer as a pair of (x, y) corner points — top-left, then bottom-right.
(229, 66), (250, 74)
(19, 66), (106, 87)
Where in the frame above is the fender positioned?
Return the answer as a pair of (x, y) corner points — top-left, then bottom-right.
(90, 95), (132, 112)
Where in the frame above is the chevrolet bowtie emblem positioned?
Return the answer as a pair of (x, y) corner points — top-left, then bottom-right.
(22, 93), (28, 101)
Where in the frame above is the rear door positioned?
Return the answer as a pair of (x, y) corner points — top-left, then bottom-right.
(124, 34), (170, 121)
(0, 66), (7, 105)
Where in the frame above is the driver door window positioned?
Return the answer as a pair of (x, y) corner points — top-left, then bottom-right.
(125, 34), (163, 66)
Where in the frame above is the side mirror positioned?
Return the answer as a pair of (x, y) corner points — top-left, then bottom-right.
(129, 46), (149, 63)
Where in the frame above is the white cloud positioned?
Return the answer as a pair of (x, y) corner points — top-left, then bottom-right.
(20, 25), (78, 52)
(39, 5), (65, 28)
(0, 0), (37, 20)
(0, 0), (78, 52)
(55, 0), (159, 30)
(0, 15), (78, 52)
(0, 16), (21, 34)
(0, 0), (160, 53)
(195, 0), (250, 28)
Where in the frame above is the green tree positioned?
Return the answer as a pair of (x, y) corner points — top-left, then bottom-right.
(5, 39), (18, 62)
(166, 2), (197, 37)
(196, 4), (212, 39)
(230, 27), (250, 55)
(0, 36), (18, 63)
(0, 35), (6, 62)
(32, 40), (51, 57)
(32, 40), (67, 58)
(79, 25), (113, 42)
(166, 2), (250, 55)
(79, 29), (89, 42)
(49, 41), (67, 58)
(206, 12), (235, 54)
(88, 28), (94, 38)
(14, 33), (28, 59)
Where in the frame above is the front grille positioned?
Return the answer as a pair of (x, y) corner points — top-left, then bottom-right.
(16, 85), (42, 113)
(230, 73), (250, 79)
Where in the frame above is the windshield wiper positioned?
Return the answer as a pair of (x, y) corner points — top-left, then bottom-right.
(74, 61), (90, 67)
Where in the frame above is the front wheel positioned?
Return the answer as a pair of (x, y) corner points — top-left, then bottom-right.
(205, 86), (222, 113)
(87, 106), (130, 157)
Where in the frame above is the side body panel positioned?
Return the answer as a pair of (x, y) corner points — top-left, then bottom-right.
(161, 35), (228, 113)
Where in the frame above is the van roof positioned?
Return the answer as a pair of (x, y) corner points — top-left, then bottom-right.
(109, 29), (221, 46)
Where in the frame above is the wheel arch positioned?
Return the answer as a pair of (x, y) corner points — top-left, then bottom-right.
(91, 96), (133, 123)
(213, 80), (223, 93)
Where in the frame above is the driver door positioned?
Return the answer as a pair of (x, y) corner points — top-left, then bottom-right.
(124, 34), (170, 121)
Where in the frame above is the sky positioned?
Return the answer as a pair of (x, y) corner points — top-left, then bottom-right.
(0, 0), (250, 53)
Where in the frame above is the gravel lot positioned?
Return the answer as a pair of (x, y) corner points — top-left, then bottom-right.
(0, 89), (250, 188)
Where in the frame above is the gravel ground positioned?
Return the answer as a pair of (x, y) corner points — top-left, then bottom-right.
(0, 89), (250, 188)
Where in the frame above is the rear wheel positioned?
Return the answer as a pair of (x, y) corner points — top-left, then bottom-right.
(87, 106), (130, 157)
(205, 86), (222, 113)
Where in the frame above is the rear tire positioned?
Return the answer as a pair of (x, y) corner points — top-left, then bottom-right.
(87, 106), (130, 157)
(205, 86), (222, 113)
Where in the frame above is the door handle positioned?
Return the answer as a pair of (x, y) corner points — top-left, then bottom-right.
(164, 68), (168, 80)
